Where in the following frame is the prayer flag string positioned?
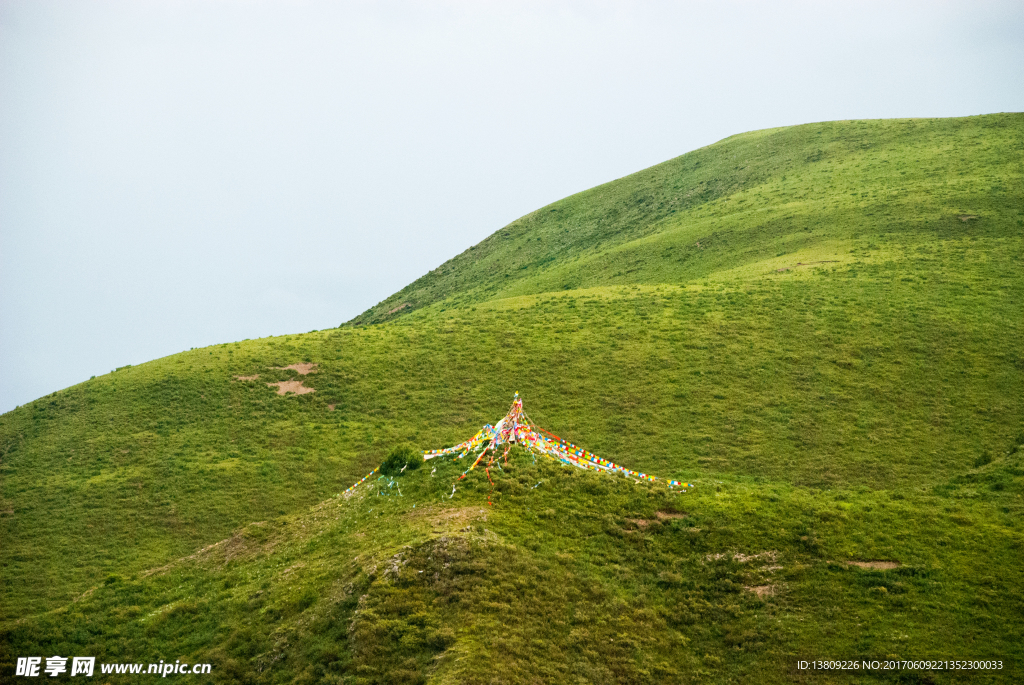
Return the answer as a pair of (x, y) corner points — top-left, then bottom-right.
(343, 394), (693, 500)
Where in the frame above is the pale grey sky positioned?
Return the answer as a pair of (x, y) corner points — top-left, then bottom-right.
(2, 0), (1022, 413)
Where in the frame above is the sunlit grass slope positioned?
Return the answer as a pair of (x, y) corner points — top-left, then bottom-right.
(1, 113), (1022, 683)
(354, 114), (1022, 324)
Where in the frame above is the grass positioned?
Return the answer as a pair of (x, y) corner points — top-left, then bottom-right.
(1, 113), (1022, 683)
(3, 452), (1022, 683)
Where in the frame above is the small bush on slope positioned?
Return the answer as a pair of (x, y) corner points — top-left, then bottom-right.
(381, 444), (420, 476)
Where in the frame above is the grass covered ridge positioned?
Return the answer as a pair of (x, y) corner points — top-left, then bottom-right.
(1, 113), (1023, 683)
(353, 114), (1021, 323)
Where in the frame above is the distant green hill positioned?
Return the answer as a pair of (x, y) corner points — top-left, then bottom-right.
(354, 115), (1022, 324)
(2, 114), (1022, 683)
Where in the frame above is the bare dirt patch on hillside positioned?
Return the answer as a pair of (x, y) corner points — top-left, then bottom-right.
(847, 560), (900, 570)
(234, 375), (260, 381)
(271, 363), (318, 375)
(628, 510), (687, 527)
(387, 303), (412, 315)
(267, 380), (316, 396)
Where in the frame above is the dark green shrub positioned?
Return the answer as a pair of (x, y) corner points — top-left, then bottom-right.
(380, 444), (419, 476)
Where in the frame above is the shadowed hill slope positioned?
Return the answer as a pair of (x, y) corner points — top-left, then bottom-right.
(1, 113), (1022, 683)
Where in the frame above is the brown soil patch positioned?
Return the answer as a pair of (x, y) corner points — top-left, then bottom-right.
(958, 215), (979, 222)
(267, 380), (315, 396)
(745, 585), (775, 597)
(387, 303), (412, 315)
(627, 510), (687, 527)
(328, 404), (335, 411)
(847, 560), (900, 570)
(234, 374), (260, 381)
(271, 363), (318, 375)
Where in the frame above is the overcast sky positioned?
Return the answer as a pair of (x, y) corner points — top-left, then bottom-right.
(1, 0), (1022, 413)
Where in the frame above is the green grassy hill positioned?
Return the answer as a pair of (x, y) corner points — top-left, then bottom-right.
(2, 114), (1022, 683)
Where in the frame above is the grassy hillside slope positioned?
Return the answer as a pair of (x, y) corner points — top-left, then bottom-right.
(5, 449), (1023, 683)
(353, 115), (1021, 324)
(1, 114), (1022, 683)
